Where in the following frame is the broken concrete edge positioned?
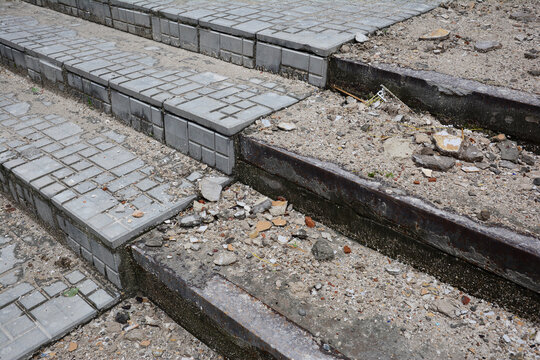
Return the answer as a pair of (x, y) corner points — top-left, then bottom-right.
(20, 0), (331, 87)
(234, 135), (540, 316)
(130, 244), (349, 360)
(328, 57), (540, 148)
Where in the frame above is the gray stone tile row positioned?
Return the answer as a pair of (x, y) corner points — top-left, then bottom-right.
(0, 15), (305, 172)
(0, 93), (197, 287)
(0, 219), (118, 360)
(0, 270), (117, 360)
(21, 0), (441, 86)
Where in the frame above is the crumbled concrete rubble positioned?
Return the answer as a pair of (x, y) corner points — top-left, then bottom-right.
(143, 182), (540, 359)
(248, 90), (540, 236)
(337, 0), (539, 94)
(34, 296), (223, 360)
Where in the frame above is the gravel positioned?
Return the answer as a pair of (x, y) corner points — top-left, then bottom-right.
(248, 90), (540, 236)
(337, 0), (539, 95)
(142, 182), (540, 359)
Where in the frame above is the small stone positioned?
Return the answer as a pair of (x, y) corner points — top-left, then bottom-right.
(498, 140), (519, 163)
(509, 11), (535, 22)
(499, 160), (518, 170)
(355, 32), (369, 42)
(433, 300), (457, 318)
(305, 216), (316, 228)
(343, 246), (351, 254)
(193, 201), (205, 212)
(179, 214), (202, 227)
(255, 220), (272, 232)
(533, 178), (540, 186)
(492, 134), (506, 142)
(191, 244), (200, 251)
(474, 41), (502, 53)
(277, 122), (297, 131)
(461, 296), (471, 305)
(132, 210), (144, 218)
(145, 238), (163, 247)
(478, 209), (490, 221)
(234, 210), (246, 219)
(140, 340), (151, 347)
(502, 334), (511, 343)
(383, 137), (413, 159)
(277, 235), (289, 244)
(385, 266), (401, 275)
(412, 155), (455, 171)
(293, 229), (308, 239)
(270, 200), (287, 216)
(459, 145), (483, 162)
(68, 342), (78, 352)
(433, 130), (462, 155)
(298, 308), (306, 316)
(421, 168), (433, 178)
(115, 312), (129, 324)
(200, 178), (223, 202)
(415, 133), (431, 145)
(252, 197), (272, 214)
(227, 244), (234, 251)
(272, 218), (287, 226)
(520, 153), (535, 166)
(468, 190), (476, 197)
(311, 240), (334, 261)
(214, 253), (238, 266)
(419, 28), (450, 41)
(462, 166), (480, 173)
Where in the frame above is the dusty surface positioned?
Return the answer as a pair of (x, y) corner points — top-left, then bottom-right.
(247, 90), (540, 237)
(139, 182), (540, 360)
(33, 296), (223, 360)
(337, 0), (540, 95)
(0, 1), (312, 100)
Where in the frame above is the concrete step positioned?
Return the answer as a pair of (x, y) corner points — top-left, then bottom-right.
(16, 0), (440, 87)
(0, 191), (119, 360)
(0, 4), (312, 175)
(0, 69), (229, 289)
(130, 182), (540, 360)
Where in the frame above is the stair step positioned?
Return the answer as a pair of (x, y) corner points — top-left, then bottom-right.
(131, 182), (540, 360)
(0, 75), (221, 288)
(0, 191), (119, 360)
(20, 0), (441, 87)
(0, 6), (311, 175)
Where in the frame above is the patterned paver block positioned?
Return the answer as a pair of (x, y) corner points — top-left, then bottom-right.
(0, 209), (118, 360)
(20, 0), (441, 86)
(0, 15), (308, 173)
(0, 271), (117, 360)
(0, 93), (198, 287)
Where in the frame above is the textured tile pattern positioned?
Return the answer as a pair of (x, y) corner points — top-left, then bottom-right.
(22, 0), (441, 86)
(0, 15), (306, 171)
(0, 232), (118, 360)
(0, 93), (198, 286)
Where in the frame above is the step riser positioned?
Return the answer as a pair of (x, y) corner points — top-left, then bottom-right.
(132, 245), (346, 360)
(0, 42), (236, 176)
(22, 0), (330, 87)
(0, 166), (126, 288)
(328, 57), (540, 147)
(235, 135), (540, 320)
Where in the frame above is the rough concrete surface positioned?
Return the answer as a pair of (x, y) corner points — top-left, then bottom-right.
(338, 0), (540, 95)
(135, 182), (540, 360)
(248, 90), (540, 237)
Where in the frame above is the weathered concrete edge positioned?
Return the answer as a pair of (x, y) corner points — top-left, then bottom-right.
(131, 244), (347, 360)
(236, 135), (540, 295)
(328, 57), (540, 146)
